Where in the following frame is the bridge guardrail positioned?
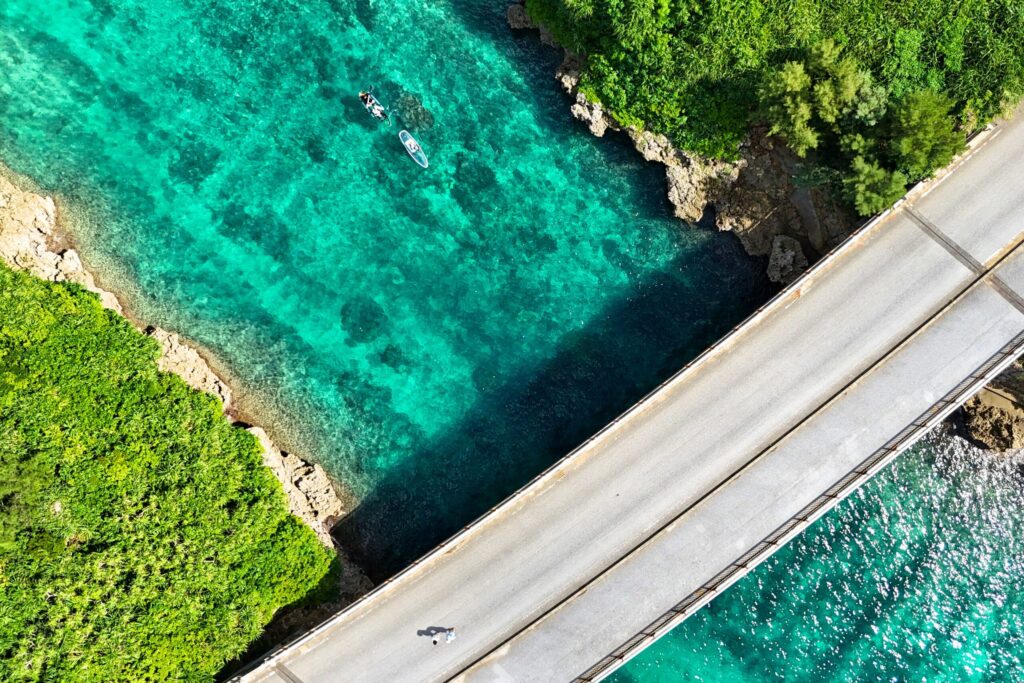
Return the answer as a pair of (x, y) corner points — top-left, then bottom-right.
(575, 325), (1024, 682)
(236, 198), (901, 680)
(235, 123), (999, 682)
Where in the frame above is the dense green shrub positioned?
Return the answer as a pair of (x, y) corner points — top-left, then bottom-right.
(760, 39), (881, 154)
(0, 265), (332, 681)
(527, 0), (1023, 212)
(889, 90), (965, 178)
(760, 60), (818, 156)
(843, 156), (908, 215)
(758, 41), (965, 213)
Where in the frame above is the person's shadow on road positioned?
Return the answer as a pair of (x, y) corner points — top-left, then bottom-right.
(417, 626), (449, 639)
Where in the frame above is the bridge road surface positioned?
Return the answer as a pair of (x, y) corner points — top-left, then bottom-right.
(241, 113), (1024, 683)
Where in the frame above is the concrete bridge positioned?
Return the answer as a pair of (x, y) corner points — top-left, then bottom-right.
(239, 112), (1024, 683)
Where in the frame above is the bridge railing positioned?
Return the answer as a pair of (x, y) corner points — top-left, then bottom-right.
(235, 178), (908, 681)
(569, 122), (1006, 682)
(574, 322), (1024, 682)
(236, 124), (999, 682)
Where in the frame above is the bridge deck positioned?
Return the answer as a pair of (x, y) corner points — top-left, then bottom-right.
(243, 113), (1024, 683)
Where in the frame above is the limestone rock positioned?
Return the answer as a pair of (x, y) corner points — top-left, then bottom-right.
(662, 153), (740, 223)
(628, 129), (684, 166)
(250, 426), (351, 547)
(0, 171), (126, 313)
(556, 52), (616, 143)
(665, 165), (705, 222)
(555, 52), (583, 94)
(56, 247), (83, 279)
(536, 24), (557, 46)
(570, 92), (610, 137)
(627, 128), (741, 223)
(960, 360), (1024, 451)
(555, 50), (617, 138)
(506, 3), (536, 30)
(507, 2), (556, 43)
(713, 137), (798, 256)
(961, 392), (1024, 450)
(149, 328), (233, 409)
(766, 235), (808, 284)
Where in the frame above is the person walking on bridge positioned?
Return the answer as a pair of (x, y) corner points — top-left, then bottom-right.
(430, 626), (456, 645)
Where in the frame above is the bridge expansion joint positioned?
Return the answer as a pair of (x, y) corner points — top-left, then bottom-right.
(903, 204), (984, 275)
(987, 275), (1024, 317)
(903, 204), (1024, 316)
(271, 663), (305, 683)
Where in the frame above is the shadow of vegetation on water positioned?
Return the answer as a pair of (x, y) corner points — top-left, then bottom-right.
(335, 240), (772, 581)
(325, 8), (777, 580)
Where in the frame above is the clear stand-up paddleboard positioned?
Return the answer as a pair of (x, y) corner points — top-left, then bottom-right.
(399, 129), (428, 168)
(359, 90), (390, 125)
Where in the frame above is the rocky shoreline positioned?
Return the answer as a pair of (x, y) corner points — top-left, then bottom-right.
(509, 4), (1024, 454)
(0, 166), (372, 598)
(508, 2), (852, 284)
(958, 360), (1024, 452)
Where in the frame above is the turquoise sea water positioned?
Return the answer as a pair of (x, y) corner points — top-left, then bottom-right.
(4, 3), (1022, 682)
(0, 1), (769, 575)
(613, 435), (1024, 683)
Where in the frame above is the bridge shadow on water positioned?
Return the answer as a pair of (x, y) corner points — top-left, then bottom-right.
(335, 236), (772, 582)
(321, 0), (776, 586)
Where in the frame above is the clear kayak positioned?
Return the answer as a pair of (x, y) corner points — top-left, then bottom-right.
(359, 90), (390, 125)
(399, 130), (428, 168)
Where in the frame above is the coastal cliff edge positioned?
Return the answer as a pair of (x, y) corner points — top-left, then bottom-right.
(0, 166), (373, 606)
(507, 2), (852, 285)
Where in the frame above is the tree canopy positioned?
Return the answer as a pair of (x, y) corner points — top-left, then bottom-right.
(758, 41), (965, 213)
(527, 0), (1022, 213)
(0, 265), (333, 681)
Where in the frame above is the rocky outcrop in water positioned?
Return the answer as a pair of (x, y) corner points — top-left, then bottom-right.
(570, 92), (613, 138)
(506, 3), (535, 30)
(627, 128), (739, 223)
(0, 178), (124, 312)
(766, 235), (809, 285)
(959, 360), (1024, 451)
(511, 7), (852, 283)
(554, 50), (583, 93)
(0, 168), (364, 574)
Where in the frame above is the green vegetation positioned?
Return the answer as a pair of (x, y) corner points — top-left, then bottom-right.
(0, 265), (333, 681)
(758, 42), (966, 213)
(527, 0), (1024, 212)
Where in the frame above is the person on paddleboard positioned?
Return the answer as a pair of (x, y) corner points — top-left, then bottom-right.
(359, 91), (387, 120)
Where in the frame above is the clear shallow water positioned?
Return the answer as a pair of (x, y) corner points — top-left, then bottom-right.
(3, 4), (1023, 681)
(0, 1), (770, 574)
(613, 435), (1024, 683)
